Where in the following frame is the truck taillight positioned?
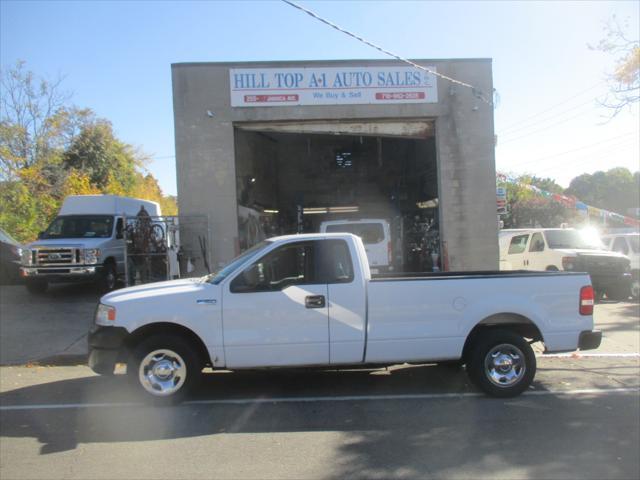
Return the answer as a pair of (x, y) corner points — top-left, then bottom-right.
(580, 286), (594, 316)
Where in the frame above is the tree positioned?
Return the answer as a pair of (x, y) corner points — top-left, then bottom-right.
(62, 121), (140, 191)
(565, 167), (639, 215)
(591, 16), (640, 117)
(0, 62), (178, 243)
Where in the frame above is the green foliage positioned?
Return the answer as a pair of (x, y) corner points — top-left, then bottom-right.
(0, 62), (177, 243)
(565, 167), (639, 215)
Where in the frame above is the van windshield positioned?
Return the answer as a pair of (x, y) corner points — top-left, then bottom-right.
(544, 230), (604, 250)
(325, 223), (385, 244)
(42, 215), (114, 239)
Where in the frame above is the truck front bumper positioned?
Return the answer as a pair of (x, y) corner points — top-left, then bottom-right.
(87, 325), (129, 375)
(578, 330), (602, 351)
(21, 265), (102, 282)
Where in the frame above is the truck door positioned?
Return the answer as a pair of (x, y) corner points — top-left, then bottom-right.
(223, 240), (329, 368)
(318, 239), (367, 364)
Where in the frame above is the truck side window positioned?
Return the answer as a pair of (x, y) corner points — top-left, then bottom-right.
(231, 241), (317, 293)
(612, 237), (629, 255)
(508, 234), (529, 254)
(529, 233), (545, 252)
(318, 239), (354, 284)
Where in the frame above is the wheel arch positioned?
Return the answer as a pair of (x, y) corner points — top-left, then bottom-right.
(125, 322), (212, 368)
(462, 313), (543, 362)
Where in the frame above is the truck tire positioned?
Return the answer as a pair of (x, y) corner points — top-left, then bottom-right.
(128, 334), (202, 404)
(630, 271), (639, 301)
(25, 279), (48, 294)
(98, 263), (117, 292)
(467, 329), (536, 398)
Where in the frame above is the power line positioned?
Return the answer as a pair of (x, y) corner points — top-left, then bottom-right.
(499, 81), (605, 133)
(532, 140), (638, 174)
(498, 108), (597, 145)
(281, 0), (494, 106)
(502, 131), (638, 169)
(499, 97), (597, 139)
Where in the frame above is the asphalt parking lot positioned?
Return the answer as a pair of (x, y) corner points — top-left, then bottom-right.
(0, 283), (638, 479)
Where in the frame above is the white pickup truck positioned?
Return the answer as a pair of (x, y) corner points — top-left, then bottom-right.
(89, 233), (601, 402)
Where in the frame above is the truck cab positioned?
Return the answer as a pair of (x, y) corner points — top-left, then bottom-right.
(20, 195), (161, 293)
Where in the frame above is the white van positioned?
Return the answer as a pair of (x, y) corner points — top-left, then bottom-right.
(20, 195), (161, 294)
(601, 232), (639, 299)
(319, 219), (392, 273)
(499, 228), (632, 300)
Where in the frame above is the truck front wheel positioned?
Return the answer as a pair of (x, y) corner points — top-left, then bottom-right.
(128, 334), (202, 403)
(98, 263), (117, 292)
(467, 329), (536, 398)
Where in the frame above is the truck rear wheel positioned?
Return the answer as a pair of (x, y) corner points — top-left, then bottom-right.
(128, 334), (202, 404)
(467, 329), (536, 398)
(25, 279), (48, 294)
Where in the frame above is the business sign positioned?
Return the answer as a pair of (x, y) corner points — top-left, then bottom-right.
(496, 187), (508, 215)
(230, 66), (438, 107)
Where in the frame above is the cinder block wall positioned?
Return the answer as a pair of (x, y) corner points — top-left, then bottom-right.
(172, 59), (498, 271)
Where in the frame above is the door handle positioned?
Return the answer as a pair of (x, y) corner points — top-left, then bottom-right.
(305, 295), (326, 309)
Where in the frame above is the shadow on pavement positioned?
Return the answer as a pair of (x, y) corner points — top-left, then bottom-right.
(0, 365), (638, 479)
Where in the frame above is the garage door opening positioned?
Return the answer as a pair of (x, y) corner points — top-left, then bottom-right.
(234, 120), (440, 273)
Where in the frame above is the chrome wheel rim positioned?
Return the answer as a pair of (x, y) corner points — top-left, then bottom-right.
(484, 343), (526, 388)
(106, 270), (116, 289)
(139, 349), (187, 396)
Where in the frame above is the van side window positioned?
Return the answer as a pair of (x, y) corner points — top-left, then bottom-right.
(231, 241), (317, 293)
(612, 237), (629, 255)
(529, 233), (545, 252)
(115, 218), (124, 238)
(318, 240), (354, 284)
(508, 234), (529, 254)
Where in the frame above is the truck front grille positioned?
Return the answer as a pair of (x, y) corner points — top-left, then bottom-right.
(34, 248), (79, 266)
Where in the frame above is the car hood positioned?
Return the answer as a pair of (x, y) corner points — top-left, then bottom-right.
(100, 278), (215, 306)
(26, 238), (108, 249)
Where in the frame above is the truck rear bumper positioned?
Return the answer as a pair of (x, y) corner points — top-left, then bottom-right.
(87, 325), (129, 375)
(578, 330), (602, 351)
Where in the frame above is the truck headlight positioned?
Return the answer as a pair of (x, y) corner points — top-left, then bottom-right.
(95, 304), (116, 323)
(21, 249), (32, 266)
(84, 249), (101, 264)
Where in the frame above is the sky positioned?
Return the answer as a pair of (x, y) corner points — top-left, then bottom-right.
(1, 0), (639, 196)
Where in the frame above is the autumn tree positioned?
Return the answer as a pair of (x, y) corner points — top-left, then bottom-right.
(591, 16), (640, 116)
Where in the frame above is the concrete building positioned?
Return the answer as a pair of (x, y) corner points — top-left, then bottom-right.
(172, 59), (498, 272)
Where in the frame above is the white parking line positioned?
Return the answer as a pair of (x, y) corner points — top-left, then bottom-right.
(539, 353), (640, 358)
(1, 387), (638, 411)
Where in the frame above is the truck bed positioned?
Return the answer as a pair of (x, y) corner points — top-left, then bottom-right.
(371, 270), (586, 281)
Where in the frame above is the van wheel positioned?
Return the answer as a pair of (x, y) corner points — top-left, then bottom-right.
(467, 329), (536, 398)
(128, 334), (201, 404)
(606, 284), (630, 302)
(99, 263), (117, 292)
(25, 279), (48, 294)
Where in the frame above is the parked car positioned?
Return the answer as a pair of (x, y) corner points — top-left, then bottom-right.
(602, 232), (639, 300)
(319, 218), (392, 273)
(0, 227), (22, 285)
(20, 195), (161, 294)
(499, 228), (631, 300)
(88, 232), (600, 403)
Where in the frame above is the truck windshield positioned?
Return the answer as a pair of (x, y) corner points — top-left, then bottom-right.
(544, 230), (604, 250)
(42, 215), (114, 239)
(205, 240), (272, 285)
